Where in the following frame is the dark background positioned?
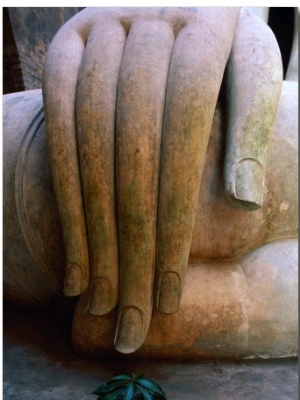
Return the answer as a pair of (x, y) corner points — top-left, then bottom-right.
(3, 7), (297, 95)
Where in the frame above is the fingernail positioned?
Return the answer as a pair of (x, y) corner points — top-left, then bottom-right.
(234, 158), (264, 210)
(88, 277), (113, 315)
(114, 307), (143, 354)
(157, 272), (181, 314)
(64, 263), (82, 296)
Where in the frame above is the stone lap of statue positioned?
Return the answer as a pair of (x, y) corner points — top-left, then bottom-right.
(3, 7), (297, 358)
(3, 82), (298, 358)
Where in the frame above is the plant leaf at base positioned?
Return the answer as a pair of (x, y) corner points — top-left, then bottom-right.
(136, 384), (154, 400)
(92, 372), (167, 399)
(110, 374), (132, 382)
(124, 383), (135, 400)
(95, 386), (127, 400)
(136, 377), (166, 397)
(92, 380), (129, 394)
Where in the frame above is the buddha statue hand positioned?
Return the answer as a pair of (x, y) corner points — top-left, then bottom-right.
(42, 7), (282, 353)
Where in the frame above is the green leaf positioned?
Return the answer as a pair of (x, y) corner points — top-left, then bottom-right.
(124, 383), (135, 400)
(136, 378), (166, 397)
(108, 386), (128, 400)
(92, 373), (166, 399)
(92, 380), (128, 395)
(93, 374), (132, 395)
(136, 385), (154, 400)
(110, 374), (132, 382)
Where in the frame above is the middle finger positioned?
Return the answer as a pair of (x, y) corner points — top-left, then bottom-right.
(115, 19), (174, 353)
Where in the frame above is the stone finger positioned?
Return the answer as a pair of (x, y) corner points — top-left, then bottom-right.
(224, 8), (283, 210)
(114, 19), (174, 353)
(155, 9), (239, 314)
(42, 26), (89, 297)
(76, 19), (126, 315)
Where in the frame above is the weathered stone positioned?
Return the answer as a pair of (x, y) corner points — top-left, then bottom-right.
(72, 240), (297, 359)
(6, 7), (81, 90)
(41, 7), (286, 353)
(3, 7), (298, 359)
(3, 81), (298, 358)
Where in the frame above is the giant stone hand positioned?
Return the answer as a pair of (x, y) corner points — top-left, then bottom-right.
(42, 7), (283, 353)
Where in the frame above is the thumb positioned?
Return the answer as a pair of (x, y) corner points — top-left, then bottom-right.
(224, 8), (282, 210)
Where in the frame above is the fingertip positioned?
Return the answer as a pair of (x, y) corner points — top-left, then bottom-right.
(114, 306), (144, 354)
(64, 263), (88, 297)
(225, 158), (264, 211)
(88, 277), (116, 315)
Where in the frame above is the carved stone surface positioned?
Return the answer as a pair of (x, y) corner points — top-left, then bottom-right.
(3, 7), (298, 360)
(73, 240), (297, 359)
(3, 90), (65, 307)
(3, 82), (298, 358)
(6, 7), (81, 91)
(41, 7), (288, 354)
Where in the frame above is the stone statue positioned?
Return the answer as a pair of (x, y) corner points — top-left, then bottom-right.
(3, 7), (298, 358)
